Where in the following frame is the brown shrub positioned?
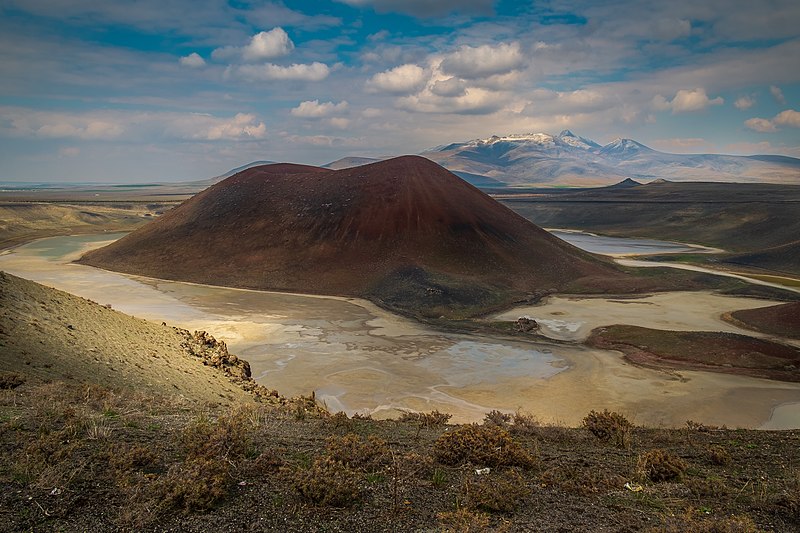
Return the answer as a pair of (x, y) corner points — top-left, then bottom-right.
(637, 449), (687, 482)
(438, 508), (490, 533)
(687, 476), (728, 497)
(0, 371), (25, 390)
(483, 410), (512, 427)
(325, 433), (390, 473)
(434, 425), (536, 469)
(291, 456), (362, 507)
(707, 445), (732, 466)
(158, 456), (231, 511)
(110, 444), (158, 473)
(582, 409), (632, 448)
(466, 469), (530, 513)
(181, 413), (248, 462)
(399, 410), (452, 426)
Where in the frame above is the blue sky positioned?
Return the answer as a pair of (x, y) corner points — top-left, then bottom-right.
(1, 0), (799, 182)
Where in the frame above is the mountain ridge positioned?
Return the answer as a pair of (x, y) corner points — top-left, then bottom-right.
(422, 131), (800, 186)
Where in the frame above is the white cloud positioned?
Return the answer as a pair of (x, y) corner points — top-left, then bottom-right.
(0, 107), (267, 142)
(38, 121), (125, 140)
(744, 117), (777, 133)
(744, 109), (800, 132)
(653, 88), (724, 113)
(440, 42), (524, 79)
(431, 77), (466, 97)
(770, 85), (786, 105)
(329, 117), (350, 129)
(734, 96), (755, 110)
(774, 109), (800, 128)
(291, 100), (349, 118)
(179, 52), (206, 68)
(366, 64), (427, 94)
(203, 113), (266, 140)
(396, 87), (506, 115)
(212, 28), (294, 62)
(232, 62), (330, 81)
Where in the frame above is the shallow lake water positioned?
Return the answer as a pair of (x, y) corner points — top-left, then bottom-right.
(2, 233), (799, 428)
(548, 229), (718, 256)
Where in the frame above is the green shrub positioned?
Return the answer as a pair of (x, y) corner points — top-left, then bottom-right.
(434, 424), (536, 468)
(582, 409), (632, 448)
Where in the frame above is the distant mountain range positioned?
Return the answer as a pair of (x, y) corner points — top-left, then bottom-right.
(421, 131), (800, 186)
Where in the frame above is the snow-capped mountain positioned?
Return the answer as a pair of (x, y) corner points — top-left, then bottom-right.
(422, 131), (800, 186)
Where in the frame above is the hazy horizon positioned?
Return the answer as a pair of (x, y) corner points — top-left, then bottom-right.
(1, 0), (798, 183)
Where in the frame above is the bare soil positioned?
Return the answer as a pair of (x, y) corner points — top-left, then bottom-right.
(587, 325), (800, 382)
(725, 302), (800, 340)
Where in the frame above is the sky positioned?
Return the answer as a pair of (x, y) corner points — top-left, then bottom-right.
(1, 0), (799, 183)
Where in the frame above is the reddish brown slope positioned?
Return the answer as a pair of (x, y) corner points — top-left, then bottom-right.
(79, 156), (626, 316)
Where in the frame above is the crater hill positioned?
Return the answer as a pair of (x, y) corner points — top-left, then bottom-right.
(80, 156), (648, 317)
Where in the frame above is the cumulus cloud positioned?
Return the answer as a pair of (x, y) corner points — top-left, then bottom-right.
(0, 107), (267, 142)
(396, 87), (506, 115)
(366, 64), (427, 94)
(203, 113), (266, 140)
(734, 96), (755, 110)
(291, 100), (349, 118)
(212, 28), (294, 62)
(431, 77), (467, 97)
(232, 62), (330, 82)
(179, 52), (206, 68)
(744, 109), (800, 132)
(774, 109), (800, 127)
(744, 117), (777, 133)
(653, 88), (724, 113)
(770, 85), (786, 105)
(334, 0), (493, 18)
(440, 42), (524, 79)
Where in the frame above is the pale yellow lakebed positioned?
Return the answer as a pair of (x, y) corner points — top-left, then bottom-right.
(2, 234), (799, 428)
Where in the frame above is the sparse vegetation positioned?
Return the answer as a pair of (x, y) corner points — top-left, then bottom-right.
(1, 381), (799, 531)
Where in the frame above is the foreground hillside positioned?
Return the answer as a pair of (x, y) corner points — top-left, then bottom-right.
(0, 272), (287, 406)
(79, 156), (641, 318)
(1, 274), (799, 531)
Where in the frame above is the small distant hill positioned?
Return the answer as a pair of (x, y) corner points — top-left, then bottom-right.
(608, 178), (642, 189)
(323, 156), (382, 170)
(79, 156), (630, 317)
